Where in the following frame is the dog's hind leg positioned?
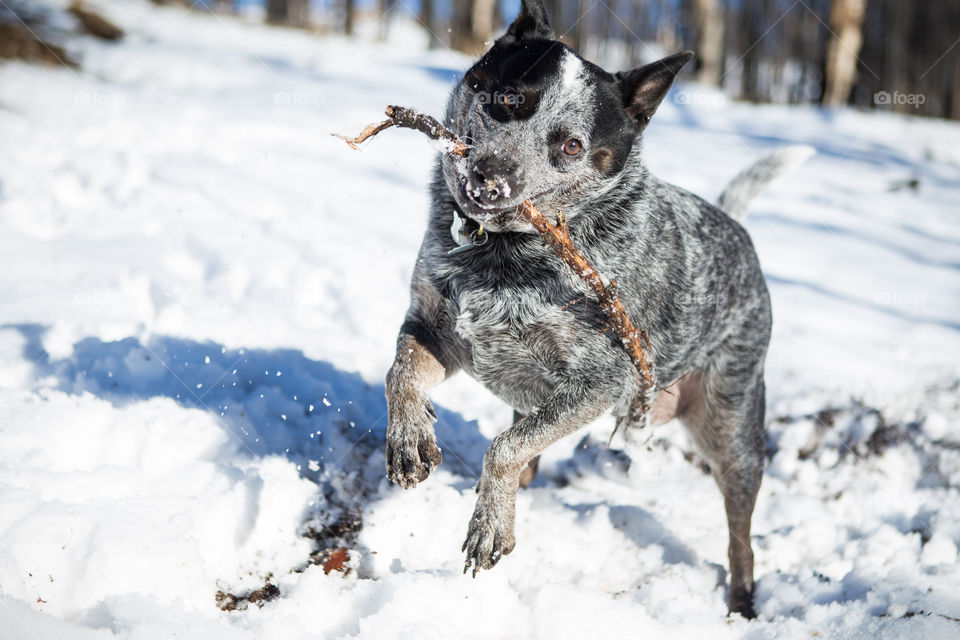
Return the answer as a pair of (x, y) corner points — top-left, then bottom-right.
(513, 411), (541, 488)
(680, 361), (765, 619)
(518, 456), (540, 488)
(720, 376), (765, 619)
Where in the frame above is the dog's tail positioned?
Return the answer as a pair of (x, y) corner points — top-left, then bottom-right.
(718, 145), (815, 222)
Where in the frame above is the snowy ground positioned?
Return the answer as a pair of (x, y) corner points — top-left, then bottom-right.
(2, 1), (960, 638)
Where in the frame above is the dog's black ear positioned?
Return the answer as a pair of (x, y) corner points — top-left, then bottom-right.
(616, 51), (694, 129)
(500, 0), (554, 43)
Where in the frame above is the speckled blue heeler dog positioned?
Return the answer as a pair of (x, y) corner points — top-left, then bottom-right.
(384, 0), (811, 618)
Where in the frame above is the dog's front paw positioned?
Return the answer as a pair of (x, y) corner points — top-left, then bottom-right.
(385, 393), (441, 489)
(462, 495), (516, 576)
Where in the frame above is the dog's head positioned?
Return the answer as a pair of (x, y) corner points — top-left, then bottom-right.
(441, 0), (692, 232)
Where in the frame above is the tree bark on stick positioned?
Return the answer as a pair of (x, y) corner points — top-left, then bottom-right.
(333, 106), (470, 155)
(335, 106), (657, 398)
(518, 201), (655, 390)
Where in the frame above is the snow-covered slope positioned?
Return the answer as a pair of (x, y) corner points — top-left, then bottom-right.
(1, 2), (959, 638)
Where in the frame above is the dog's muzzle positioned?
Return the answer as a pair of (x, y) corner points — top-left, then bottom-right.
(462, 154), (522, 208)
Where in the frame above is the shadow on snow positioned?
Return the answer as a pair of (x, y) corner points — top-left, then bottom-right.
(5, 324), (490, 497)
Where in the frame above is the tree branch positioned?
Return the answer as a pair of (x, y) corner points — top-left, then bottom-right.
(336, 106), (656, 400)
(333, 105), (469, 156)
(518, 203), (655, 391)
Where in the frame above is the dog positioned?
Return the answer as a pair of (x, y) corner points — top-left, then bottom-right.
(384, 0), (811, 618)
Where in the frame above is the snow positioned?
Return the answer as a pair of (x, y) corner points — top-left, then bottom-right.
(1, 1), (959, 638)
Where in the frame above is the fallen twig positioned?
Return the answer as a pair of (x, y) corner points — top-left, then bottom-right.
(336, 106), (656, 407)
(69, 1), (125, 41)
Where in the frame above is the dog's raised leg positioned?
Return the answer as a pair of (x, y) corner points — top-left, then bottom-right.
(463, 379), (621, 573)
(385, 331), (447, 488)
(385, 275), (462, 489)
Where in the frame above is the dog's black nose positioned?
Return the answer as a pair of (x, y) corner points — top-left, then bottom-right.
(466, 155), (520, 207)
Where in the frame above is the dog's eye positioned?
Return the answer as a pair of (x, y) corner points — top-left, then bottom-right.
(498, 89), (519, 108)
(562, 138), (583, 156)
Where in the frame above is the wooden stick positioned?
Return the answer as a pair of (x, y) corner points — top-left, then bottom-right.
(517, 202), (655, 390)
(333, 105), (469, 156)
(335, 107), (656, 398)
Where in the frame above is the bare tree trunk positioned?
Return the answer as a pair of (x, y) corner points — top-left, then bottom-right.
(655, 0), (680, 55)
(741, 3), (763, 101)
(597, 0), (613, 63)
(379, 0), (389, 40)
(546, 0), (563, 40)
(822, 0), (868, 106)
(886, 0), (908, 101)
(289, 0), (308, 26)
(343, 0), (354, 35)
(471, 0), (496, 48)
(569, 0), (586, 53)
(693, 0), (724, 86)
(578, 0), (587, 52)
(449, 0), (495, 53)
(419, 0), (438, 48)
(266, 0), (308, 27)
(628, 0), (645, 67)
(266, 0), (287, 24)
(451, 0), (475, 52)
(953, 38), (960, 120)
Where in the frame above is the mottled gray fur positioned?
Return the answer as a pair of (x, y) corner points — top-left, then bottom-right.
(384, 0), (808, 619)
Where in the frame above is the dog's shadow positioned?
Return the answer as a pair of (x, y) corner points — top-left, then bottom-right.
(8, 324), (733, 599)
(547, 436), (702, 568)
(5, 323), (489, 501)
(606, 503), (700, 566)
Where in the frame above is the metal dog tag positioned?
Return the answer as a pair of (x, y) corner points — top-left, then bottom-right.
(448, 211), (488, 255)
(447, 229), (488, 255)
